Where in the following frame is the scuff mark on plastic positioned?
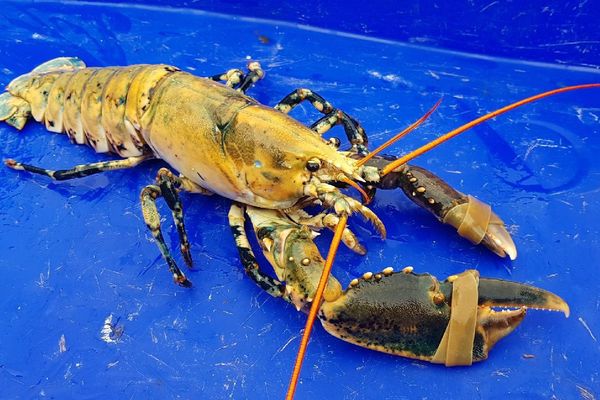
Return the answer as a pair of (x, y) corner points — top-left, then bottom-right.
(578, 317), (597, 342)
(100, 314), (124, 343)
(58, 334), (67, 353)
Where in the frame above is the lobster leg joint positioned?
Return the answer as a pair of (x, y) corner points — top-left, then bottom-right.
(274, 88), (368, 154)
(155, 168), (194, 268)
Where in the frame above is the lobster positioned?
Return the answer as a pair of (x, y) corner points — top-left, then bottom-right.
(0, 57), (597, 397)
(1, 56), (548, 286)
(1, 57), (387, 287)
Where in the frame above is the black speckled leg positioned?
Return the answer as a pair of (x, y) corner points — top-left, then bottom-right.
(228, 204), (288, 300)
(140, 168), (210, 287)
(141, 183), (191, 288)
(208, 61), (265, 93)
(237, 61), (265, 93)
(274, 88), (368, 155)
(208, 68), (245, 88)
(5, 154), (151, 180)
(155, 168), (194, 268)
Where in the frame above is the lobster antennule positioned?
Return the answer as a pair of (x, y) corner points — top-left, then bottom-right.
(381, 83), (600, 176)
(356, 98), (442, 167)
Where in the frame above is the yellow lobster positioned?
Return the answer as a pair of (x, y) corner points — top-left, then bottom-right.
(0, 57), (595, 394)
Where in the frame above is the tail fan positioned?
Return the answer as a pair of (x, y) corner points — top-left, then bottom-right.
(0, 92), (31, 130)
(2, 57), (86, 127)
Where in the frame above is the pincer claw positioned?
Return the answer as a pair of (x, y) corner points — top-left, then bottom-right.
(318, 268), (569, 365)
(443, 195), (517, 260)
(237, 205), (569, 366)
(481, 216), (517, 260)
(476, 277), (570, 317)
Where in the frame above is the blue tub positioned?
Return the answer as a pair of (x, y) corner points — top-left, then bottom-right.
(0, 1), (598, 398)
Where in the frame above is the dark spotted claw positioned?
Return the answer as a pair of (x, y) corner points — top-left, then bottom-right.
(361, 156), (517, 260)
(319, 267), (568, 365)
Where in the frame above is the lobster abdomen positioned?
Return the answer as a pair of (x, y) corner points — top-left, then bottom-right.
(2, 57), (183, 158)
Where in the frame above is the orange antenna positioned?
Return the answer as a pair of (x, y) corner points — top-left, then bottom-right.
(339, 175), (372, 204)
(356, 98), (443, 167)
(382, 83), (600, 176)
(285, 213), (348, 400)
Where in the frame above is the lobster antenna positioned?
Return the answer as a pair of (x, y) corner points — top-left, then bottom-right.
(382, 83), (600, 176)
(286, 213), (349, 400)
(356, 98), (443, 167)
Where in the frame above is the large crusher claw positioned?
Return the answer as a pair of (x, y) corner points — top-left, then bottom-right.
(231, 204), (568, 366)
(319, 268), (568, 365)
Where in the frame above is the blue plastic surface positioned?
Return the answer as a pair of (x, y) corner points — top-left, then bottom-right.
(89, 0), (600, 69)
(0, 1), (599, 399)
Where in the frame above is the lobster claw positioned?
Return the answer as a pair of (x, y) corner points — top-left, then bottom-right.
(318, 268), (568, 365)
(359, 158), (518, 260)
(235, 205), (568, 366)
(442, 195), (517, 260)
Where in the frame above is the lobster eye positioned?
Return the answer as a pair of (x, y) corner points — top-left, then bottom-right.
(306, 158), (321, 172)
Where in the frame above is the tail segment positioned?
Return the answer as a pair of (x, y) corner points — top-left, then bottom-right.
(1, 57), (86, 129)
(0, 92), (31, 130)
(30, 57), (86, 74)
(7, 57), (86, 92)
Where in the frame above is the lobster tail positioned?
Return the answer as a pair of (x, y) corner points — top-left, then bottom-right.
(30, 57), (87, 74)
(8, 57), (86, 89)
(1, 57), (87, 130)
(7, 57), (87, 122)
(0, 92), (30, 129)
(0, 57), (162, 157)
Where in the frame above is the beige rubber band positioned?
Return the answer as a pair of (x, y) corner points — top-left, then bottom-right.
(431, 269), (480, 366)
(443, 196), (491, 244)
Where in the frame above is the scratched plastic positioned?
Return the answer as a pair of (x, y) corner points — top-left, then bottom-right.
(0, 2), (599, 399)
